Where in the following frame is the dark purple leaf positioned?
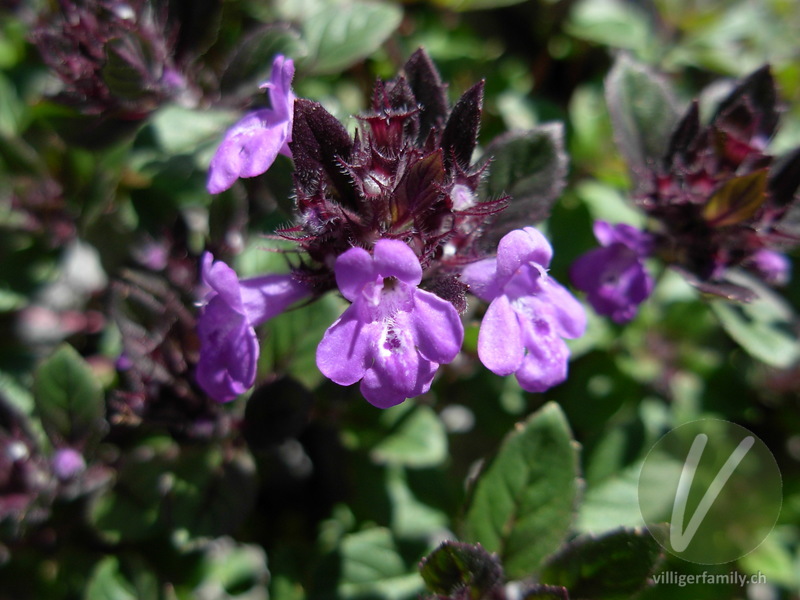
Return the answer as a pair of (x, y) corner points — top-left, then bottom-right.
(402, 48), (449, 144)
(665, 101), (701, 165)
(769, 146), (800, 208)
(441, 81), (484, 173)
(290, 99), (356, 207)
(712, 65), (778, 141)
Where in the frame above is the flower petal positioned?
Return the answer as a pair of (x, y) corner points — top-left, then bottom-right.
(412, 289), (463, 363)
(477, 295), (524, 376)
(373, 239), (423, 285)
(537, 277), (587, 339)
(207, 110), (287, 194)
(316, 307), (373, 386)
(239, 273), (310, 326)
(514, 318), (569, 393)
(264, 55), (295, 120)
(495, 228), (553, 285)
(200, 253), (244, 313)
(461, 257), (500, 302)
(196, 296), (259, 402)
(334, 246), (376, 302)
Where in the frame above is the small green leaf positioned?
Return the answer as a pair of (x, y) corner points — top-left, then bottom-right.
(301, 2), (402, 75)
(33, 344), (105, 444)
(194, 540), (270, 598)
(84, 556), (159, 600)
(566, 0), (656, 59)
(462, 402), (580, 579)
(0, 73), (24, 135)
(605, 55), (679, 180)
(337, 528), (423, 599)
(151, 105), (238, 157)
(370, 405), (448, 468)
(703, 170), (767, 226)
(711, 270), (800, 368)
(481, 124), (569, 244)
(539, 527), (663, 600)
(419, 541), (503, 597)
(84, 557), (139, 600)
(386, 466), (448, 538)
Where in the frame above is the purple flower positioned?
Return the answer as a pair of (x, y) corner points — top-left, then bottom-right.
(51, 448), (86, 481)
(747, 249), (791, 286)
(316, 240), (464, 408)
(462, 228), (586, 393)
(570, 221), (654, 323)
(207, 55), (295, 194)
(196, 253), (310, 402)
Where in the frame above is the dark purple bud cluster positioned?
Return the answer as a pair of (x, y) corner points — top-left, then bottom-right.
(278, 49), (505, 303)
(30, 0), (186, 118)
(638, 67), (800, 299)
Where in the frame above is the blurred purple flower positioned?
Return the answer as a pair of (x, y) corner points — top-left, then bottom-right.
(196, 252), (310, 402)
(463, 227), (585, 393)
(51, 448), (86, 481)
(207, 55), (296, 194)
(747, 248), (791, 286)
(570, 221), (654, 323)
(316, 240), (464, 408)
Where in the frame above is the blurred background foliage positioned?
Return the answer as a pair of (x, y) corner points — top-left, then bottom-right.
(1, 0), (800, 598)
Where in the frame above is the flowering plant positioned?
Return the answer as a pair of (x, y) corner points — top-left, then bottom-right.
(196, 50), (585, 406)
(3, 2), (800, 599)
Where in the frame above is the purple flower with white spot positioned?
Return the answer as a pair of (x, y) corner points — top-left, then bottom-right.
(570, 221), (654, 323)
(207, 55), (295, 194)
(462, 227), (586, 393)
(316, 240), (464, 408)
(196, 252), (310, 402)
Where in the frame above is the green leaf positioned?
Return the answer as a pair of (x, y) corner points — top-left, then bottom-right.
(33, 344), (105, 444)
(539, 527), (663, 600)
(577, 462), (649, 534)
(194, 540), (270, 599)
(370, 405), (448, 468)
(337, 528), (423, 599)
(462, 402), (580, 579)
(605, 55), (679, 180)
(566, 0), (656, 59)
(220, 24), (307, 100)
(711, 270), (800, 368)
(151, 104), (238, 157)
(419, 541), (503, 597)
(702, 170), (768, 226)
(386, 466), (448, 538)
(481, 124), (569, 244)
(301, 2), (402, 75)
(84, 557), (138, 600)
(0, 73), (23, 135)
